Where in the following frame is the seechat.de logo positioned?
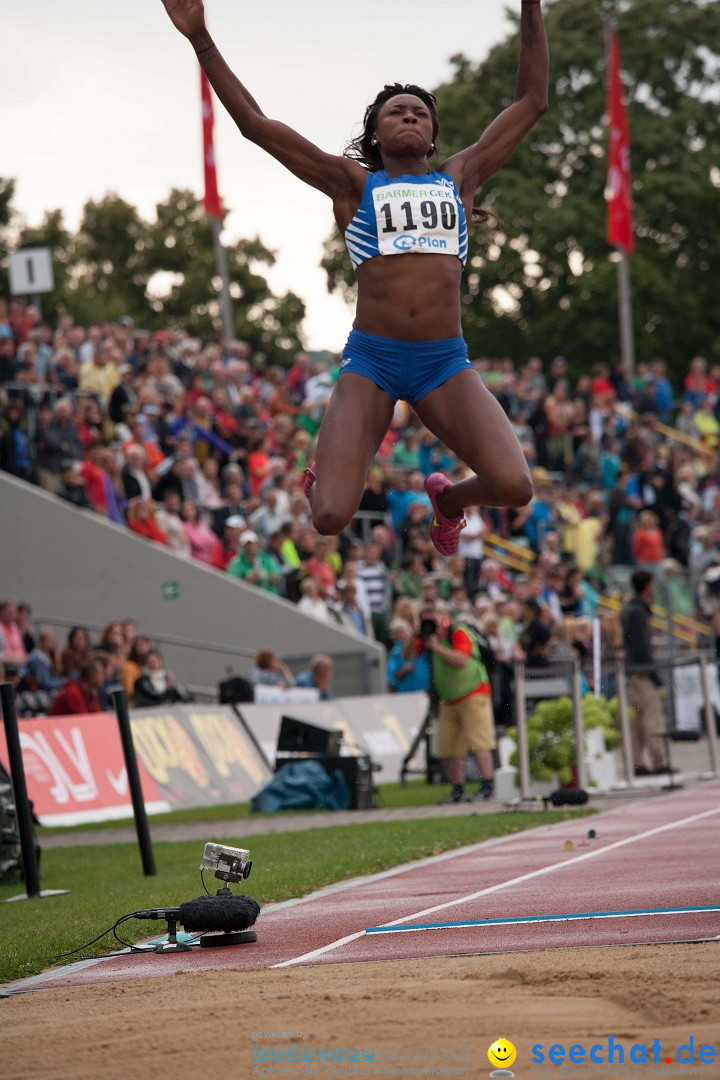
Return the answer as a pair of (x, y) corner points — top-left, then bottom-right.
(531, 1035), (717, 1067)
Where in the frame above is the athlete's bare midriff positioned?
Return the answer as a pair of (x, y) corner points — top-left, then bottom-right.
(352, 253), (464, 342)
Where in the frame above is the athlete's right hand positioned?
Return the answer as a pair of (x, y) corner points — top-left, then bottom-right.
(160, 0), (207, 39)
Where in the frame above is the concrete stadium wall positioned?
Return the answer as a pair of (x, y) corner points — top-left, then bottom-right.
(0, 473), (387, 696)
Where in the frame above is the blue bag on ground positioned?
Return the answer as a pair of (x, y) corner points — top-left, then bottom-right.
(251, 759), (351, 813)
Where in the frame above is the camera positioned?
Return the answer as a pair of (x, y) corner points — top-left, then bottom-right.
(420, 617), (438, 639)
(200, 842), (252, 883)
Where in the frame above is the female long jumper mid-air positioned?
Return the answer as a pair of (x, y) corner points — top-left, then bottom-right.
(160, 0), (549, 555)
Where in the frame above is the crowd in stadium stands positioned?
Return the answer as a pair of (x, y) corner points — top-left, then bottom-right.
(0, 606), (193, 717)
(0, 595), (337, 716)
(2, 296), (720, 718)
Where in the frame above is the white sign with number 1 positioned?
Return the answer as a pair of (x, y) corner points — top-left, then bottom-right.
(9, 247), (54, 295)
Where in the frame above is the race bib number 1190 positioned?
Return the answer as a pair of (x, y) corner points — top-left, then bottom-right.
(373, 183), (460, 257)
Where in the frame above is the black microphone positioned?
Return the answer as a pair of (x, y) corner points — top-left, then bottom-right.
(135, 895), (260, 933)
(179, 894), (260, 933)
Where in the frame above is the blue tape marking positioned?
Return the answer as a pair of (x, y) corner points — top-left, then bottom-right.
(365, 905), (720, 935)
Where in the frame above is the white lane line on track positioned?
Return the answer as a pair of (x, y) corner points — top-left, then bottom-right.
(261, 824), (562, 916)
(273, 805), (720, 967)
(271, 930), (368, 968)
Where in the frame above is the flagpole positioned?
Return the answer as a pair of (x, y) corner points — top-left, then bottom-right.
(211, 217), (234, 346)
(605, 20), (636, 381)
(200, 67), (234, 346)
(616, 247), (635, 381)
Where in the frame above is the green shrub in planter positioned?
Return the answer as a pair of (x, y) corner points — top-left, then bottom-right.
(508, 694), (620, 786)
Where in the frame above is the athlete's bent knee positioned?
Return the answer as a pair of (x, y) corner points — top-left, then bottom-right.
(312, 505), (352, 537)
(501, 470), (534, 508)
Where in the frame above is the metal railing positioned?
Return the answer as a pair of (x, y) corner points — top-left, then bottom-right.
(597, 592), (713, 648)
(510, 653), (720, 801)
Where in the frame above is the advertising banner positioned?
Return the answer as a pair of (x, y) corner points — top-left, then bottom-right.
(0, 705), (272, 826)
(0, 712), (169, 826)
(129, 705), (271, 809)
(238, 692), (429, 781)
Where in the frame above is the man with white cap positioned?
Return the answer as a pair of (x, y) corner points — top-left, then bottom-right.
(210, 514), (245, 571)
(227, 531), (282, 594)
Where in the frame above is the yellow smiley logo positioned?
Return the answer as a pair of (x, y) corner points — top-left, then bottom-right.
(488, 1038), (517, 1069)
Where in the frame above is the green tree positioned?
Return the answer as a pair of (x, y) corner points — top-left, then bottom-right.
(321, 0), (720, 378)
(68, 194), (150, 325)
(0, 183), (305, 363)
(0, 178), (16, 297)
(144, 189), (305, 364)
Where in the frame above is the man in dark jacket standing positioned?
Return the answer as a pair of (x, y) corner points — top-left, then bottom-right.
(621, 570), (668, 775)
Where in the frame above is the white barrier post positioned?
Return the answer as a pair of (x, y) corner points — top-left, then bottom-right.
(699, 655), (720, 778)
(571, 658), (588, 791)
(592, 617), (602, 699)
(615, 659), (636, 787)
(513, 661), (531, 800)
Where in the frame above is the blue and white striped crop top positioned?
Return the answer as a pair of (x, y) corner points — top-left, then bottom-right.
(344, 170), (468, 272)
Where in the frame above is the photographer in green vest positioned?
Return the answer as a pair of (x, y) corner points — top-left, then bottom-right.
(422, 611), (496, 804)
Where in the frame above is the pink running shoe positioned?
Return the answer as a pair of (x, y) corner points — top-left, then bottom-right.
(425, 472), (466, 556)
(302, 465), (316, 499)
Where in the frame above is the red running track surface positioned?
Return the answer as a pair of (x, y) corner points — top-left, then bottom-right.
(7, 783), (720, 993)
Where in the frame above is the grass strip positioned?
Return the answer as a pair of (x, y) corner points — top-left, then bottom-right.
(37, 780), (544, 834)
(1, 809), (592, 984)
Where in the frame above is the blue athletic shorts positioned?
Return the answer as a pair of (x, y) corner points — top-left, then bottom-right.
(338, 329), (473, 405)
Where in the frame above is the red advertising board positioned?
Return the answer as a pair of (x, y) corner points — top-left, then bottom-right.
(0, 712), (168, 825)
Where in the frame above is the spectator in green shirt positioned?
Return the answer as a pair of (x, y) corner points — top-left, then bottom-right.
(228, 531), (282, 595)
(392, 430), (421, 470)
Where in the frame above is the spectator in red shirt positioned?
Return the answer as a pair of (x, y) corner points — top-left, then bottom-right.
(632, 509), (665, 566)
(8, 300), (40, 345)
(247, 435), (271, 496)
(77, 400), (105, 455)
(209, 386), (238, 441)
(286, 350), (310, 405)
(48, 658), (106, 716)
(79, 443), (108, 513)
(684, 356), (717, 407)
(304, 537), (338, 599)
(590, 362), (615, 401)
(210, 515), (245, 570)
(127, 498), (169, 545)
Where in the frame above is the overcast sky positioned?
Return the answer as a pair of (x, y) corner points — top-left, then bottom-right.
(7, 0), (519, 351)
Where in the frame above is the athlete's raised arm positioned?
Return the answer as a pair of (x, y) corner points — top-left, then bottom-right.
(160, 0), (364, 201)
(444, 0), (549, 198)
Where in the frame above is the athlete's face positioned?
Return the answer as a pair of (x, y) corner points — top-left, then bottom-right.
(374, 94), (435, 156)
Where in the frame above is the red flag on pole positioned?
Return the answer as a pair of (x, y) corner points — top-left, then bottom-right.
(200, 69), (222, 218)
(606, 26), (634, 254)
